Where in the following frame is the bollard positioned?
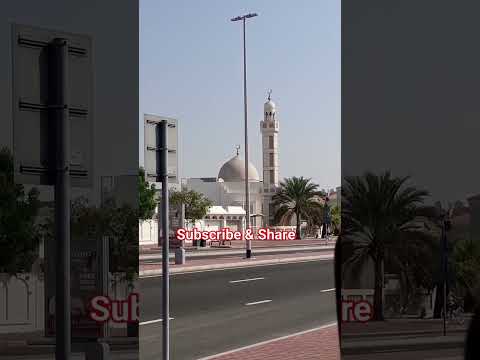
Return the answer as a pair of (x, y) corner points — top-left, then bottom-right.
(175, 247), (186, 264)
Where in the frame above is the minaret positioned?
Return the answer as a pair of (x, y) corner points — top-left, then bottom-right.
(260, 90), (279, 226)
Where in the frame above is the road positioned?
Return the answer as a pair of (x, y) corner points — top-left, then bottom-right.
(140, 260), (335, 360)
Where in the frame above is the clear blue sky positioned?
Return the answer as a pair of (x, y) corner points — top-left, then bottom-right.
(140, 0), (340, 190)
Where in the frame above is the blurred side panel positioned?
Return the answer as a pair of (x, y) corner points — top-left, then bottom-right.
(0, 0), (139, 358)
(342, 0), (480, 358)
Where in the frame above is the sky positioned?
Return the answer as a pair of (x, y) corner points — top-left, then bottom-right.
(140, 0), (340, 190)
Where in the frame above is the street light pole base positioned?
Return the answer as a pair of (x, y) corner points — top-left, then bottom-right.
(245, 249), (252, 259)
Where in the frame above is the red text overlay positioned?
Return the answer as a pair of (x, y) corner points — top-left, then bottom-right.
(341, 300), (373, 322)
(89, 293), (139, 323)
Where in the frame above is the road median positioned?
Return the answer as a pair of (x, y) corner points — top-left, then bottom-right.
(140, 252), (334, 277)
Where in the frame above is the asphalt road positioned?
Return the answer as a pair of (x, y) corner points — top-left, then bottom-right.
(139, 260), (336, 360)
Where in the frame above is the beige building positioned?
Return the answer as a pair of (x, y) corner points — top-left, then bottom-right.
(261, 91), (280, 225)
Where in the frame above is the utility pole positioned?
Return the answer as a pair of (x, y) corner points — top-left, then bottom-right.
(49, 38), (71, 360)
(442, 214), (451, 336)
(156, 120), (170, 359)
(231, 12), (258, 259)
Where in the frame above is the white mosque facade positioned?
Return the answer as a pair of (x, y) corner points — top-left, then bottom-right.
(185, 92), (281, 231)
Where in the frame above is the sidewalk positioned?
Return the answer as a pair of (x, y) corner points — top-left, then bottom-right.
(140, 245), (335, 261)
(199, 323), (339, 360)
(0, 334), (138, 357)
(341, 319), (469, 356)
(140, 250), (334, 276)
(342, 318), (469, 338)
(140, 238), (337, 254)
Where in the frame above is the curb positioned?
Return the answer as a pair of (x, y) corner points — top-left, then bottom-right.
(140, 254), (334, 277)
(140, 245), (335, 260)
(341, 335), (465, 354)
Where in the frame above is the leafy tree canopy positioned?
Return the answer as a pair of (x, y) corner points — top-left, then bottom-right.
(170, 189), (213, 225)
(454, 238), (480, 293)
(138, 167), (157, 220)
(0, 147), (41, 275)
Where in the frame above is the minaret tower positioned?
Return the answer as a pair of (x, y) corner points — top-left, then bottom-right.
(260, 90), (279, 226)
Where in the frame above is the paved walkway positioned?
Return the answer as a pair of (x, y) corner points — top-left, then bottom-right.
(140, 238), (337, 254)
(200, 324), (340, 360)
(342, 318), (469, 337)
(341, 319), (469, 359)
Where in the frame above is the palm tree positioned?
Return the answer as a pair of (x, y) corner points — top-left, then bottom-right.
(342, 171), (429, 320)
(272, 177), (324, 239)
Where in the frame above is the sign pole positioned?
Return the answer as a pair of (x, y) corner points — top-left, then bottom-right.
(50, 38), (71, 360)
(158, 120), (170, 360)
(442, 219), (448, 336)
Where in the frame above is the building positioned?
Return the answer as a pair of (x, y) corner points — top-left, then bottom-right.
(261, 91), (280, 225)
(186, 148), (264, 231)
(186, 92), (282, 231)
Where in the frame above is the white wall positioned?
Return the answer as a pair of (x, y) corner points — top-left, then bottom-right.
(0, 269), (44, 334)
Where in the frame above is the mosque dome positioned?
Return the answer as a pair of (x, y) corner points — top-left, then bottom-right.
(218, 155), (260, 182)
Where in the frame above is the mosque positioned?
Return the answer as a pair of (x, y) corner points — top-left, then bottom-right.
(185, 91), (281, 232)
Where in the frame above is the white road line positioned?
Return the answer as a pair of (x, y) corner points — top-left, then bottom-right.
(245, 299), (272, 306)
(196, 322), (338, 360)
(140, 317), (174, 326)
(229, 277), (265, 283)
(321, 288), (335, 293)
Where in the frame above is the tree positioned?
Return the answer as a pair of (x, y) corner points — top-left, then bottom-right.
(103, 202), (139, 284)
(341, 171), (429, 320)
(170, 189), (212, 228)
(453, 238), (480, 307)
(0, 147), (42, 276)
(386, 228), (439, 313)
(331, 205), (341, 235)
(43, 196), (140, 284)
(138, 167), (156, 220)
(272, 177), (324, 239)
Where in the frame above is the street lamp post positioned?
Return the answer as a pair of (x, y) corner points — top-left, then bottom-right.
(231, 12), (258, 259)
(441, 212), (451, 336)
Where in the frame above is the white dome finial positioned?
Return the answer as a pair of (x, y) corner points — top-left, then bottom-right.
(264, 89), (276, 116)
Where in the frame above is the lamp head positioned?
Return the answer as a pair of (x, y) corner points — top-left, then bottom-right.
(230, 13), (258, 21)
